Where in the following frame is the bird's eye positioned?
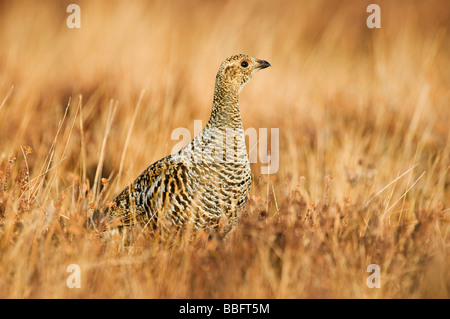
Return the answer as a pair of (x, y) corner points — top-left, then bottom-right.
(241, 61), (248, 68)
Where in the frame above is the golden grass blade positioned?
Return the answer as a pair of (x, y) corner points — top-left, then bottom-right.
(362, 163), (420, 208)
(116, 88), (147, 193)
(0, 85), (14, 113)
(92, 100), (118, 201)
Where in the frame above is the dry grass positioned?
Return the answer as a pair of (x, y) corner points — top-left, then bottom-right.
(0, 0), (449, 298)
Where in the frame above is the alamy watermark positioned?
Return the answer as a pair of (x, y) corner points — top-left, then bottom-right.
(66, 3), (380, 30)
(66, 264), (81, 288)
(366, 4), (381, 29)
(366, 264), (381, 288)
(170, 120), (279, 174)
(66, 4), (81, 29)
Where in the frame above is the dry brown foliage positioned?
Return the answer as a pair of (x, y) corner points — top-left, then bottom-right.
(0, 0), (448, 298)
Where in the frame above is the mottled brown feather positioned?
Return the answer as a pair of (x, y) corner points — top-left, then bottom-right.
(110, 54), (270, 232)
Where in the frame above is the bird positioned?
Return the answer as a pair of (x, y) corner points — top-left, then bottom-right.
(109, 54), (270, 234)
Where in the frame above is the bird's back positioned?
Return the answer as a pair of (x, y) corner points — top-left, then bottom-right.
(111, 124), (251, 230)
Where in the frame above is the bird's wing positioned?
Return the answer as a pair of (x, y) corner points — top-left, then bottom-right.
(111, 154), (190, 226)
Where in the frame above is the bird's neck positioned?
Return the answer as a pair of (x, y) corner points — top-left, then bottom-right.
(207, 82), (242, 130)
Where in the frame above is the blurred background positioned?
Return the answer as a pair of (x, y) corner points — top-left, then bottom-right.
(1, 0), (449, 195)
(1, 0), (449, 189)
(0, 0), (448, 298)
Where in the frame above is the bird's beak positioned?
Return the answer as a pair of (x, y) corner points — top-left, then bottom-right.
(256, 60), (271, 70)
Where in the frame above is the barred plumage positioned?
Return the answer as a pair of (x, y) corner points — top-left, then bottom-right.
(110, 54), (270, 232)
